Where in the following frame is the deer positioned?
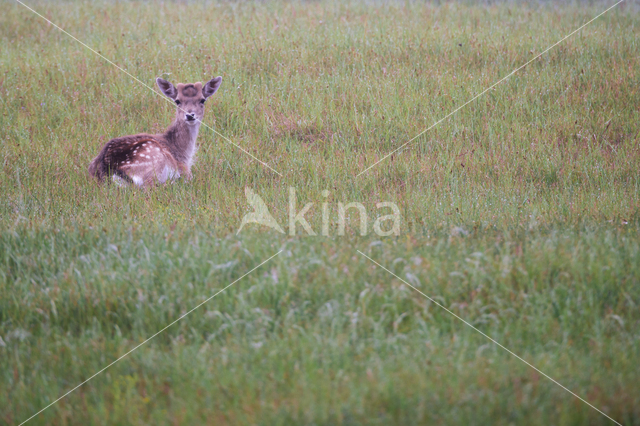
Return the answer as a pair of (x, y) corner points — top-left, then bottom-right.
(88, 76), (222, 187)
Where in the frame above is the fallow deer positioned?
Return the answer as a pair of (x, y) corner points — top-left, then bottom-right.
(88, 76), (222, 186)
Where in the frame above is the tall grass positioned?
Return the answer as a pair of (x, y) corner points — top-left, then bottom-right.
(1, 1), (639, 424)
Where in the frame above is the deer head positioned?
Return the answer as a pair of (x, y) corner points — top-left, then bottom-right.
(156, 76), (222, 126)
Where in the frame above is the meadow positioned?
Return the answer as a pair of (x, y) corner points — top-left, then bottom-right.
(1, 0), (639, 424)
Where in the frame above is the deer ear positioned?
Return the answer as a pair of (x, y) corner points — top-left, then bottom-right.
(203, 76), (222, 98)
(156, 78), (177, 100)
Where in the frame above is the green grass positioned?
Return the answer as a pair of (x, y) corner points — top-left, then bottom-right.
(1, 0), (639, 424)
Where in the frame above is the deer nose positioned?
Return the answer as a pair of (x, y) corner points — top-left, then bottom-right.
(185, 113), (196, 121)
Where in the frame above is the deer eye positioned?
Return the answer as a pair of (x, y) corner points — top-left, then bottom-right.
(175, 100), (181, 106)
(200, 99), (206, 105)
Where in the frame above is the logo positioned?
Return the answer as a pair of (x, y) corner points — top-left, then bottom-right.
(237, 187), (285, 234)
(237, 187), (401, 236)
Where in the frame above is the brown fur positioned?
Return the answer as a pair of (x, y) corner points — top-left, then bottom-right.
(89, 77), (222, 187)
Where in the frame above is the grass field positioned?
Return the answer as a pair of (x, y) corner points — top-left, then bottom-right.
(1, 0), (639, 424)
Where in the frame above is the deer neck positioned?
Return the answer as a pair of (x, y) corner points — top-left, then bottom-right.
(163, 119), (200, 168)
